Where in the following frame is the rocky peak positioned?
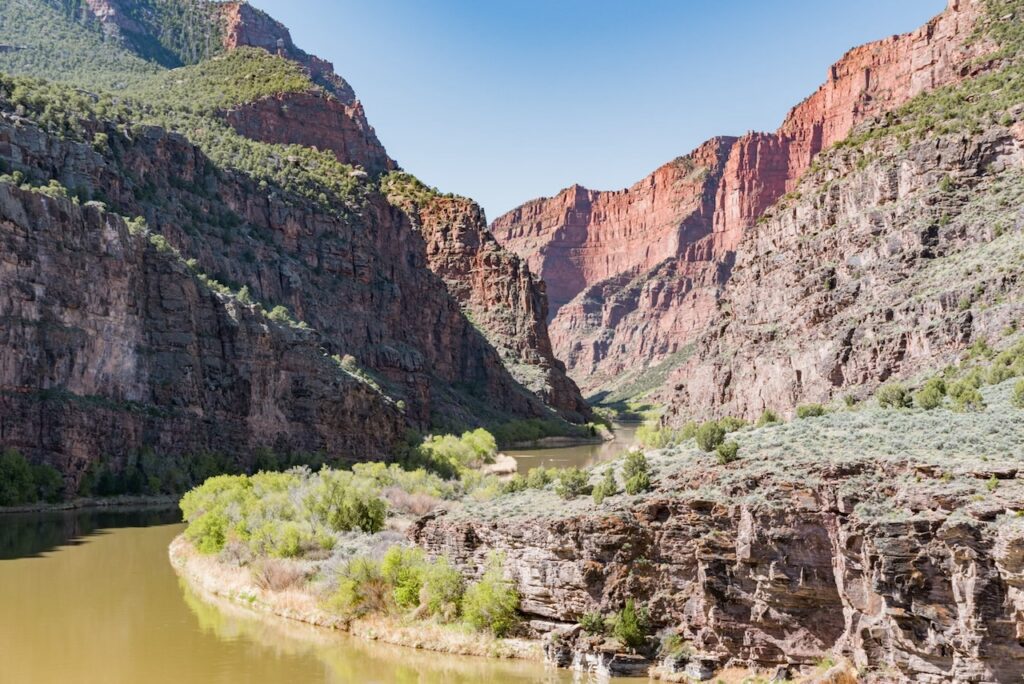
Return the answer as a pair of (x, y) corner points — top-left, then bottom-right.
(217, 1), (357, 103)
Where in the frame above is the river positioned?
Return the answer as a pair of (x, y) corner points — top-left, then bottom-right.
(0, 508), (580, 683)
(506, 422), (640, 473)
(0, 427), (642, 683)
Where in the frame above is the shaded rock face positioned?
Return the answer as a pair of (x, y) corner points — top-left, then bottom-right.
(663, 122), (1024, 422)
(492, 0), (990, 393)
(411, 467), (1024, 682)
(0, 182), (404, 489)
(405, 196), (589, 420)
(0, 101), (574, 480)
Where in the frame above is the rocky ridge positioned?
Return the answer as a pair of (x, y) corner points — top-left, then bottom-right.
(412, 380), (1024, 682)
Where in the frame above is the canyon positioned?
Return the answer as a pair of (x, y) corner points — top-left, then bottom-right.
(0, 0), (588, 489)
(493, 0), (996, 400)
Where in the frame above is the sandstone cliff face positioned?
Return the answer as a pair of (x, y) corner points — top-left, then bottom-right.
(492, 0), (991, 395)
(0, 181), (404, 489)
(223, 91), (394, 175)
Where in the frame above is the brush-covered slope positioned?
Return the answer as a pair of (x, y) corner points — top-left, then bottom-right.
(0, 0), (588, 490)
(664, 0), (1024, 421)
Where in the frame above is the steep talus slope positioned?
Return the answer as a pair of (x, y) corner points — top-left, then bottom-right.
(0, 0), (589, 486)
(492, 0), (992, 397)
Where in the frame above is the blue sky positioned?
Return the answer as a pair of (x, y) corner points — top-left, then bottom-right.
(252, 0), (944, 221)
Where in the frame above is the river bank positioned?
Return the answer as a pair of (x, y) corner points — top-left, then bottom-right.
(168, 535), (545, 662)
(0, 493), (178, 515)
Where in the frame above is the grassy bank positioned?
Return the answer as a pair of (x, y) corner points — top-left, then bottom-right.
(169, 535), (541, 661)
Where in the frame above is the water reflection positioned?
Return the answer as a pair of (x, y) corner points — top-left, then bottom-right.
(0, 505), (180, 560)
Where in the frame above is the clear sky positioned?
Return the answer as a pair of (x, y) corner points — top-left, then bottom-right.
(251, 0), (944, 221)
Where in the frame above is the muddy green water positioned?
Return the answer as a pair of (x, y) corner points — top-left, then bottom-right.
(507, 422), (640, 473)
(0, 427), (643, 683)
(0, 508), (578, 684)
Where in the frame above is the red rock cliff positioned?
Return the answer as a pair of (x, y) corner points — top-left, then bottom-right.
(492, 0), (991, 395)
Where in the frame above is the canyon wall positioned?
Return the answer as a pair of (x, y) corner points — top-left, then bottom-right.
(662, 117), (1024, 422)
(0, 181), (404, 489)
(0, 0), (591, 484)
(492, 0), (992, 395)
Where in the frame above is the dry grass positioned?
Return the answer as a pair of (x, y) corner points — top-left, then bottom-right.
(251, 558), (309, 593)
(383, 487), (441, 516)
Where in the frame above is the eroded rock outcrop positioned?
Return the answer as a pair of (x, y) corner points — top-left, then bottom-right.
(402, 194), (589, 420)
(412, 452), (1024, 682)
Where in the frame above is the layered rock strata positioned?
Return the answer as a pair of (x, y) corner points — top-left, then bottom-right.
(492, 0), (993, 394)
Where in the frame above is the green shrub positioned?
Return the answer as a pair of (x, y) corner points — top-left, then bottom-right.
(715, 441), (740, 465)
(717, 416), (747, 433)
(554, 468), (591, 500)
(0, 451), (64, 505)
(421, 556), (465, 621)
(796, 404), (827, 419)
(503, 474), (527, 494)
(695, 421), (726, 452)
(305, 470), (387, 534)
(1014, 380), (1024, 409)
(327, 556), (391, 618)
(250, 520), (308, 558)
(987, 364), (1016, 385)
(30, 464), (64, 503)
(419, 428), (498, 474)
(622, 452), (651, 495)
(610, 599), (649, 650)
(952, 386), (986, 412)
(462, 553), (519, 637)
(381, 546), (426, 609)
(635, 422), (684, 449)
(524, 467), (554, 489)
(876, 383), (912, 409)
(0, 450), (37, 506)
(592, 466), (619, 505)
(914, 378), (947, 410)
(580, 611), (605, 635)
(756, 410), (780, 427)
(842, 394), (859, 408)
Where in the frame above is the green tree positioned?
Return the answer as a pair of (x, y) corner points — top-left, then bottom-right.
(462, 553), (520, 637)
(611, 599), (649, 650)
(0, 450), (36, 506)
